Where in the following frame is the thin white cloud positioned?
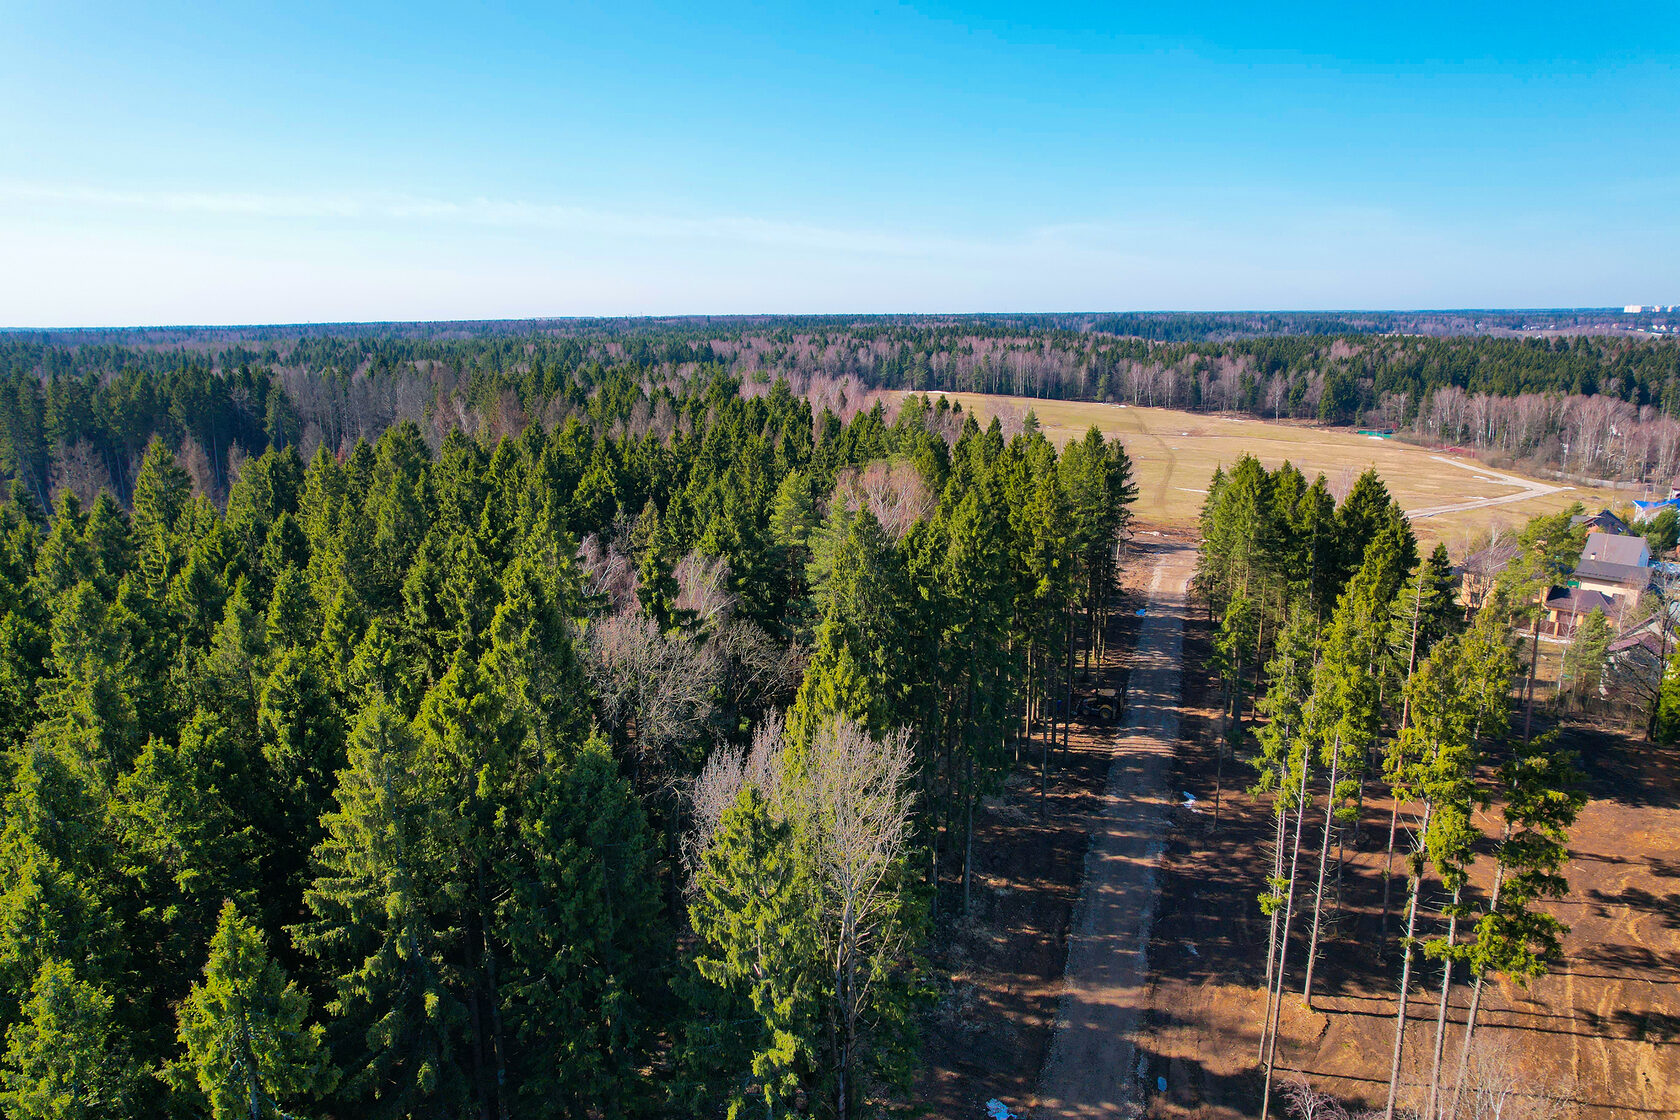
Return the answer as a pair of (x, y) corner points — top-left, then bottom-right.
(0, 180), (999, 259)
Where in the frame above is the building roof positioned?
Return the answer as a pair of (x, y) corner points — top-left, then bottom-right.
(1634, 498), (1679, 522)
(1609, 632), (1663, 658)
(1463, 539), (1521, 578)
(1581, 531), (1649, 568)
(1573, 557), (1653, 589)
(1545, 587), (1617, 616)
(1570, 509), (1631, 536)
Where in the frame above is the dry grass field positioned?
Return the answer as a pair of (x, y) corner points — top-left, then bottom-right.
(929, 393), (1629, 549)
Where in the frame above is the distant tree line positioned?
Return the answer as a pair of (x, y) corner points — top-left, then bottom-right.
(4, 320), (1680, 503)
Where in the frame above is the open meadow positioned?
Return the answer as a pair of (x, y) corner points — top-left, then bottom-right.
(929, 393), (1630, 549)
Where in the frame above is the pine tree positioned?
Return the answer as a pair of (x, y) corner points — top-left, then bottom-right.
(1447, 732), (1584, 1117)
(1382, 608), (1517, 1120)
(1380, 543), (1463, 931)
(1303, 520), (1410, 1006)
(175, 901), (334, 1120)
(1559, 607), (1612, 698)
(1251, 606), (1316, 1088)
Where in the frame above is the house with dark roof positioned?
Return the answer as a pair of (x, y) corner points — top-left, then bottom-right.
(1543, 586), (1617, 636)
(1572, 557), (1652, 608)
(1570, 509), (1632, 537)
(1570, 532), (1653, 614)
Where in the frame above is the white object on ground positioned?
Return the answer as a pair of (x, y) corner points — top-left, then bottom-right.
(1181, 791), (1199, 812)
(1185, 942), (1198, 956)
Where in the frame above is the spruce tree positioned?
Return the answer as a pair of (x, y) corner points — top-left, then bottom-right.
(296, 702), (471, 1119)
(1447, 732), (1584, 1117)
(505, 738), (665, 1117)
(678, 785), (816, 1119)
(0, 957), (134, 1120)
(175, 901), (334, 1120)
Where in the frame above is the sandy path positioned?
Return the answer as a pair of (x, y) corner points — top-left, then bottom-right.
(1035, 544), (1194, 1119)
(1403, 455), (1570, 519)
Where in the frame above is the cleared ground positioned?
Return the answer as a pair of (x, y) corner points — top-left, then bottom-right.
(928, 394), (1628, 549)
(1132, 620), (1680, 1120)
(1037, 545), (1193, 1119)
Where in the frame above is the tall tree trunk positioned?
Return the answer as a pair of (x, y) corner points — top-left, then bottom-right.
(962, 752), (975, 914)
(1449, 840), (1509, 1119)
(1385, 810), (1431, 1120)
(1381, 799), (1403, 937)
(478, 858), (510, 1120)
(1303, 732), (1342, 1007)
(1261, 747), (1313, 1120)
(1217, 650), (1242, 829)
(1522, 609), (1541, 745)
(1062, 609), (1075, 764)
(1259, 795), (1289, 1060)
(1424, 891), (1461, 1120)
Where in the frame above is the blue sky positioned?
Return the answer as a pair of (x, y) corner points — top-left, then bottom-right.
(2, 1), (1676, 325)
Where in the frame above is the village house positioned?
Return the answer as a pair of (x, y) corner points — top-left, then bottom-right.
(1571, 531), (1653, 614)
(1581, 531), (1650, 568)
(1543, 586), (1617, 637)
(1570, 508), (1632, 537)
(1459, 538), (1521, 611)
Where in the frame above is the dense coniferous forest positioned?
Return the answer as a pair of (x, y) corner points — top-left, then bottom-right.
(1193, 459), (1586, 1115)
(0, 347), (1140, 1118)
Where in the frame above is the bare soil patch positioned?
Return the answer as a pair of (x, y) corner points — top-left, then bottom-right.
(1132, 616), (1680, 1119)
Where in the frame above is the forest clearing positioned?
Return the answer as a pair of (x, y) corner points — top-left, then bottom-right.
(1137, 452), (1680, 1120)
(925, 393), (1627, 546)
(1130, 608), (1680, 1119)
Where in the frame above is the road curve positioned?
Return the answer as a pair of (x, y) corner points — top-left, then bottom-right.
(1403, 455), (1570, 519)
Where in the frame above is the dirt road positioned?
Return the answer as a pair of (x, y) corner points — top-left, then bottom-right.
(1403, 455), (1571, 519)
(1035, 544), (1195, 1119)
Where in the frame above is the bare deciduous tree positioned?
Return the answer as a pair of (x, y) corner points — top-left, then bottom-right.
(683, 713), (784, 881)
(714, 617), (806, 714)
(794, 716), (917, 1120)
(685, 713), (919, 1120)
(583, 613), (722, 780)
(831, 460), (933, 540)
(178, 434), (221, 506)
(577, 534), (637, 614)
(674, 551), (734, 628)
(48, 438), (116, 509)
(1280, 1074), (1353, 1120)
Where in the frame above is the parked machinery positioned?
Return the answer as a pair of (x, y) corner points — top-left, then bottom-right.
(1075, 670), (1129, 725)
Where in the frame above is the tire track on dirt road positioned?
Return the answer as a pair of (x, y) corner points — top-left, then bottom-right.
(1035, 544), (1194, 1120)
